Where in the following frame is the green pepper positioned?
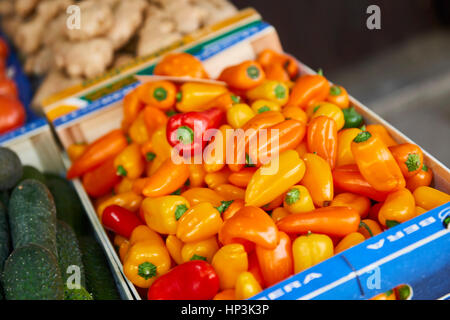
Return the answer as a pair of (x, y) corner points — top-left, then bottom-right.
(342, 106), (363, 128)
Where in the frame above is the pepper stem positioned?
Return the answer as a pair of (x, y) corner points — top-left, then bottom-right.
(353, 131), (372, 143)
(138, 262), (157, 280)
(177, 126), (194, 145)
(246, 65), (260, 79)
(153, 87), (167, 101)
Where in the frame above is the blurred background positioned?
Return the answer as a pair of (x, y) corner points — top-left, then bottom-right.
(231, 0), (450, 166)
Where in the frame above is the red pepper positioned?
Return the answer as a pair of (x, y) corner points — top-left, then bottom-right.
(166, 107), (224, 156)
(147, 260), (220, 300)
(333, 164), (389, 202)
(101, 205), (144, 238)
(82, 157), (120, 197)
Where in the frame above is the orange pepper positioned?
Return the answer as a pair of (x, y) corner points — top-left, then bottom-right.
(119, 240), (130, 263)
(114, 143), (145, 180)
(255, 231), (293, 287)
(228, 167), (257, 188)
(287, 74), (330, 109)
(415, 206), (427, 216)
(389, 143), (424, 178)
(200, 92), (241, 112)
(96, 191), (143, 221)
(188, 164), (206, 188)
(122, 89), (144, 131)
(295, 141), (308, 158)
(277, 206), (360, 238)
(247, 251), (265, 287)
(82, 157), (120, 197)
(271, 207), (291, 223)
(142, 106), (168, 137)
(228, 111), (285, 172)
(257, 49), (299, 79)
(214, 184), (246, 201)
(326, 85), (350, 108)
(248, 119), (306, 166)
(358, 219), (383, 239)
(67, 129), (128, 179)
(128, 110), (150, 145)
(211, 244), (248, 290)
(204, 168), (231, 189)
(221, 199), (245, 221)
(330, 192), (371, 218)
(141, 159), (189, 197)
(140, 140), (154, 159)
(261, 193), (285, 211)
(67, 143), (87, 162)
(154, 52), (209, 79)
(219, 206), (279, 250)
(263, 62), (290, 82)
(351, 131), (405, 192)
(180, 236), (219, 263)
(300, 153), (334, 207)
(176, 202), (223, 243)
(136, 80), (176, 110)
(213, 289), (236, 300)
(204, 124), (232, 173)
(368, 202), (383, 221)
(235, 272), (263, 300)
(378, 188), (416, 227)
(413, 186), (450, 210)
(307, 116), (338, 169)
(181, 187), (225, 207)
(336, 128), (361, 167)
(370, 290), (396, 300)
(165, 235), (184, 265)
(218, 60), (266, 90)
(406, 164), (433, 192)
(334, 232), (365, 254)
(282, 106), (308, 124)
(366, 124), (397, 147)
(129, 225), (165, 247)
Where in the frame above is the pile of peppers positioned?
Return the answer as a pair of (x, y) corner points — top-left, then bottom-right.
(66, 51), (450, 300)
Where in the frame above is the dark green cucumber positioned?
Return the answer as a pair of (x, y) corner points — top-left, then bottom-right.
(8, 179), (57, 257)
(2, 243), (64, 300)
(56, 220), (85, 288)
(64, 286), (93, 300)
(0, 201), (10, 272)
(78, 236), (120, 300)
(0, 190), (9, 208)
(0, 147), (22, 191)
(19, 165), (47, 185)
(44, 173), (88, 236)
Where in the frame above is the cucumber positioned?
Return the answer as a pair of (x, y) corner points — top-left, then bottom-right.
(0, 147), (22, 191)
(64, 286), (93, 300)
(8, 179), (57, 258)
(0, 190), (9, 207)
(78, 236), (120, 300)
(0, 201), (10, 272)
(44, 174), (88, 236)
(56, 220), (85, 288)
(19, 165), (47, 185)
(2, 243), (64, 300)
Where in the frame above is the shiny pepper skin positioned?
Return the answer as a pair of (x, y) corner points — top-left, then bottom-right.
(311, 102), (345, 130)
(292, 233), (334, 273)
(142, 159), (190, 197)
(307, 115), (338, 169)
(334, 232), (365, 254)
(235, 272), (263, 300)
(389, 143), (424, 178)
(114, 143), (145, 179)
(330, 192), (371, 218)
(218, 60), (266, 90)
(287, 74), (330, 109)
(413, 186), (450, 210)
(405, 164), (433, 192)
(326, 85), (350, 109)
(336, 128), (361, 167)
(283, 185), (315, 214)
(378, 188), (416, 227)
(300, 153), (334, 207)
(211, 244), (248, 290)
(181, 236), (219, 263)
(153, 53), (209, 79)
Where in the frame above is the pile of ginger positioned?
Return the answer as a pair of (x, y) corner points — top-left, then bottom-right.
(0, 0), (237, 111)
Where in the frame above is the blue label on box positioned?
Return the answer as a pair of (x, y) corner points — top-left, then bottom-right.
(250, 202), (450, 300)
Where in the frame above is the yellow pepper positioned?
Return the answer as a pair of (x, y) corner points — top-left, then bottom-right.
(250, 99), (281, 114)
(204, 169), (232, 189)
(114, 234), (127, 248)
(334, 232), (365, 254)
(336, 128), (362, 167)
(129, 225), (165, 247)
(214, 184), (246, 201)
(203, 124), (232, 173)
(147, 155), (165, 176)
(188, 164), (206, 188)
(181, 236), (219, 263)
(119, 240), (130, 263)
(141, 195), (190, 235)
(176, 202), (223, 242)
(128, 110), (150, 145)
(123, 241), (171, 288)
(114, 143), (145, 179)
(96, 191), (143, 221)
(292, 233), (334, 273)
(235, 272), (262, 300)
(114, 177), (135, 194)
(67, 143), (87, 162)
(413, 186), (450, 210)
(311, 102), (345, 130)
(330, 192), (371, 218)
(271, 207), (290, 223)
(246, 80), (289, 106)
(283, 185), (315, 214)
(151, 125), (172, 161)
(226, 103), (255, 128)
(282, 106), (308, 123)
(378, 188), (416, 227)
(211, 244), (248, 290)
(181, 187), (225, 207)
(176, 82), (228, 113)
(300, 153), (334, 207)
(165, 235), (184, 265)
(245, 150), (306, 208)
(415, 206), (427, 216)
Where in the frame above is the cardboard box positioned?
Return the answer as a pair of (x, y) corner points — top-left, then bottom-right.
(43, 12), (450, 300)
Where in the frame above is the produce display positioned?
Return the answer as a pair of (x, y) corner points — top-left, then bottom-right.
(0, 0), (237, 111)
(63, 51), (450, 300)
(0, 37), (26, 135)
(0, 146), (120, 300)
